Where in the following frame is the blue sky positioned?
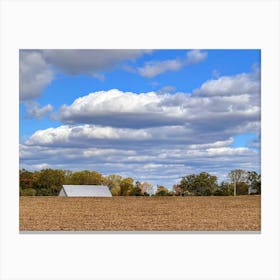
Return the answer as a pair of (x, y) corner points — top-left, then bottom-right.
(19, 49), (261, 188)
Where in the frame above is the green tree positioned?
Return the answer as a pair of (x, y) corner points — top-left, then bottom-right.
(247, 171), (261, 194)
(236, 182), (249, 195)
(180, 172), (218, 196)
(130, 186), (143, 196)
(219, 181), (233, 195)
(20, 188), (37, 196)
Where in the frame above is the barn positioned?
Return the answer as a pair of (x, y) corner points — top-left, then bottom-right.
(59, 185), (112, 197)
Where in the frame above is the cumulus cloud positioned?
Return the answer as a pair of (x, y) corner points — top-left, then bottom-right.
(19, 49), (151, 101)
(25, 125), (153, 147)
(25, 102), (53, 119)
(136, 50), (207, 78)
(19, 51), (54, 101)
(194, 69), (260, 97)
(56, 88), (260, 134)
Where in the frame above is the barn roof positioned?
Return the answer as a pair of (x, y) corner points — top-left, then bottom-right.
(60, 185), (112, 197)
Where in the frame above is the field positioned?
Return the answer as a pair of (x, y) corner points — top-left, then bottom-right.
(20, 196), (261, 231)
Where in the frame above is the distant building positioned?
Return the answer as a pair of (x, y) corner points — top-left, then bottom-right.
(59, 185), (112, 197)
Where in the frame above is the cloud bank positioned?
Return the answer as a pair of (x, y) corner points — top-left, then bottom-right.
(19, 50), (260, 187)
(56, 68), (260, 132)
(20, 68), (260, 187)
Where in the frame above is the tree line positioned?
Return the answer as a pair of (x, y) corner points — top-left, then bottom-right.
(172, 170), (261, 196)
(19, 168), (261, 196)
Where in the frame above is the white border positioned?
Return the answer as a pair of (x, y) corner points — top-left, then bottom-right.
(1, 0), (279, 279)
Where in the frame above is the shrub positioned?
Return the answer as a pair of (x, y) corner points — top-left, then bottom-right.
(21, 188), (37, 196)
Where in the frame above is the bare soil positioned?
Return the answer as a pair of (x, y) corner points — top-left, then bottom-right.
(19, 196), (261, 231)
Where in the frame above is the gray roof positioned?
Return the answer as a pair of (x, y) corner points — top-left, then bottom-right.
(60, 185), (112, 197)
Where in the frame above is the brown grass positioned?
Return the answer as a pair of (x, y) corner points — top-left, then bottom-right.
(19, 196), (261, 231)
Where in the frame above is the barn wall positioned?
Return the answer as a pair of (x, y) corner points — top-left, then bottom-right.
(58, 188), (67, 197)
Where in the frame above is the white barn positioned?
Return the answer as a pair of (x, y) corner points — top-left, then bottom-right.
(59, 185), (112, 197)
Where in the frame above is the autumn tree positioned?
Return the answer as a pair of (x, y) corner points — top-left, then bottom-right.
(173, 184), (183, 196)
(34, 169), (66, 195)
(155, 185), (170, 196)
(106, 174), (122, 190)
(119, 177), (134, 196)
(110, 186), (121, 196)
(67, 170), (104, 185)
(141, 182), (154, 196)
(19, 169), (34, 189)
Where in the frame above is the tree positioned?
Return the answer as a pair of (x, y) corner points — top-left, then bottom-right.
(218, 181), (233, 196)
(34, 169), (66, 195)
(106, 174), (122, 190)
(68, 170), (104, 185)
(20, 188), (37, 196)
(180, 172), (218, 196)
(120, 177), (134, 196)
(19, 169), (34, 189)
(228, 169), (247, 196)
(130, 186), (143, 196)
(155, 185), (170, 196)
(236, 182), (249, 195)
(247, 171), (261, 194)
(173, 184), (183, 196)
(141, 182), (154, 196)
(110, 186), (121, 196)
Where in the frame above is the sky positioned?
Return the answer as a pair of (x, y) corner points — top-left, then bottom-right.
(19, 49), (261, 188)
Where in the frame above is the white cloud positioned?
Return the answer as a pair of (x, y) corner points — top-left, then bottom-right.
(189, 138), (234, 149)
(19, 51), (54, 101)
(25, 124), (153, 146)
(205, 147), (253, 156)
(25, 102), (53, 119)
(194, 70), (260, 97)
(186, 49), (208, 64)
(137, 59), (182, 78)
(56, 88), (260, 135)
(136, 50), (207, 78)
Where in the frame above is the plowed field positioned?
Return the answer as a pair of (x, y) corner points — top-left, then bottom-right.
(19, 196), (261, 231)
